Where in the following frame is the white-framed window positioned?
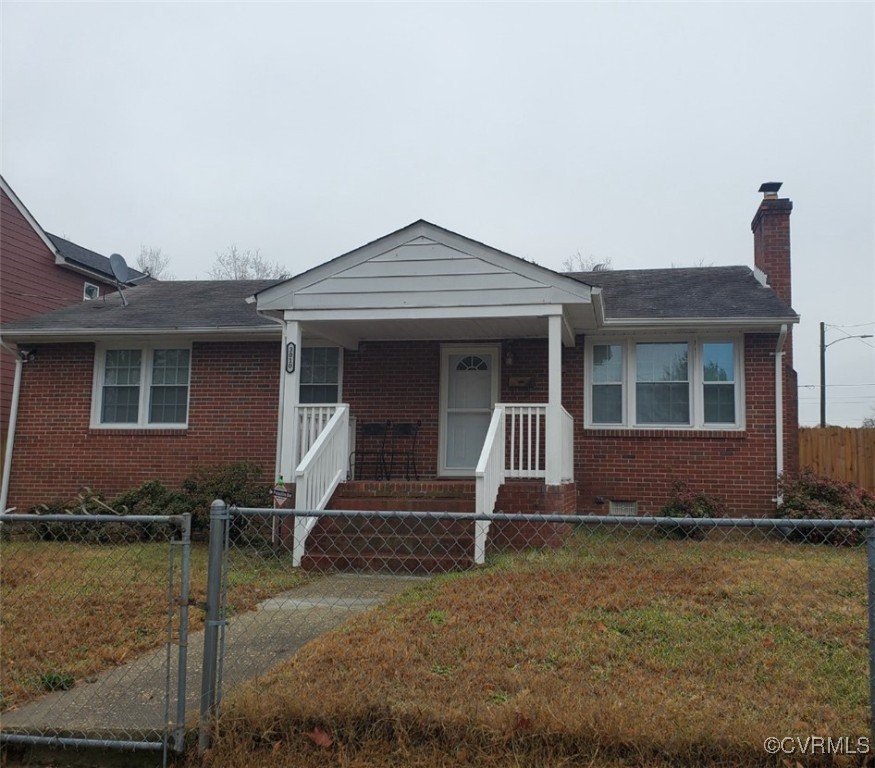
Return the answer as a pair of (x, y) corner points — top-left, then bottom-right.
(83, 282), (100, 301)
(92, 344), (191, 428)
(300, 347), (341, 404)
(585, 336), (744, 430)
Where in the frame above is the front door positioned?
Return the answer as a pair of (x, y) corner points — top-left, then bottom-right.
(439, 345), (500, 476)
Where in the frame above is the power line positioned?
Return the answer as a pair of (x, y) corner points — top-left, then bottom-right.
(827, 321), (875, 329)
(799, 383), (875, 388)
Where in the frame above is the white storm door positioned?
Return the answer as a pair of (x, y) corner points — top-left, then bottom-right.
(440, 346), (500, 476)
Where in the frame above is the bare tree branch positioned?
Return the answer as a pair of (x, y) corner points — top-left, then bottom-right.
(135, 246), (174, 279)
(208, 245), (288, 280)
(562, 252), (612, 272)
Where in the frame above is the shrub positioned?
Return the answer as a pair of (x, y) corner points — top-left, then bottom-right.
(32, 488), (113, 541)
(658, 481), (728, 539)
(776, 469), (875, 546)
(27, 463), (273, 541)
(180, 461), (272, 534)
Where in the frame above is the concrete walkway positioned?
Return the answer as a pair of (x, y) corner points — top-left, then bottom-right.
(1, 573), (423, 744)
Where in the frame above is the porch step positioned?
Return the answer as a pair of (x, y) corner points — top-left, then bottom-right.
(329, 481), (476, 512)
(301, 481), (478, 574)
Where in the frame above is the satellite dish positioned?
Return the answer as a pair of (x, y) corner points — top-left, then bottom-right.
(109, 253), (130, 307)
(110, 253), (129, 283)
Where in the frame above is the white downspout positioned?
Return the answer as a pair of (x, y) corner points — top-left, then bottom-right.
(0, 348), (28, 513)
(774, 324), (788, 505)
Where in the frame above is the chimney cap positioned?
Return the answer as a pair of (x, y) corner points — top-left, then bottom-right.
(758, 181), (783, 198)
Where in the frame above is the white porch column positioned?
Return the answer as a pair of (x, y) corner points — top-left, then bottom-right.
(279, 320), (302, 481)
(546, 314), (562, 486)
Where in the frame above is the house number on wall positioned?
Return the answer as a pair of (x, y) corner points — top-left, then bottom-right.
(285, 342), (296, 373)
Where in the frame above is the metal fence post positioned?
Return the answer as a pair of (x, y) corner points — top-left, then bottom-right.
(173, 513), (192, 754)
(199, 500), (228, 755)
(868, 526), (875, 746)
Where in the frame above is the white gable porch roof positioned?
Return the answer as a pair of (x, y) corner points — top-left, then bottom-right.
(252, 220), (600, 348)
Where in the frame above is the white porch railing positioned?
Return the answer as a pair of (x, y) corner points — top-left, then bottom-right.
(502, 403), (547, 478)
(499, 403), (574, 483)
(558, 405), (574, 483)
(292, 404), (349, 566)
(474, 405), (505, 565)
(296, 405), (340, 468)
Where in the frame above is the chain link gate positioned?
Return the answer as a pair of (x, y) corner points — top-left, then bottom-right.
(0, 512), (192, 765)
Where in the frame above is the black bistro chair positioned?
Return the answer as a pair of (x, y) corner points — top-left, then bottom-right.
(386, 420), (421, 480)
(353, 421), (391, 480)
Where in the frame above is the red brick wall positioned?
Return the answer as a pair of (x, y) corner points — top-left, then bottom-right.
(570, 333), (792, 516)
(344, 340), (442, 478)
(7, 334), (797, 518)
(7, 341), (279, 511)
(0, 189), (116, 434)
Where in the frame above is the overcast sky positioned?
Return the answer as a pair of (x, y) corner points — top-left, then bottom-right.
(2, 2), (873, 426)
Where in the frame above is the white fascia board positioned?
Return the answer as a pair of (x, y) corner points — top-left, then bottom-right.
(282, 304), (569, 323)
(597, 315), (800, 332)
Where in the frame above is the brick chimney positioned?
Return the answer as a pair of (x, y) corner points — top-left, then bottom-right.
(751, 181), (793, 308)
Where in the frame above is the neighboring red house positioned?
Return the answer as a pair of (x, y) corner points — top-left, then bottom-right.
(0, 176), (147, 452)
(1, 184), (799, 567)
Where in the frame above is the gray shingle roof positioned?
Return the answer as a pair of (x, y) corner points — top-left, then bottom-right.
(2, 280), (278, 334)
(47, 233), (149, 283)
(568, 266), (797, 320)
(2, 265), (797, 339)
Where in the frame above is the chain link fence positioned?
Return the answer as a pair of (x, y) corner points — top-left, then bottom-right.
(197, 505), (874, 766)
(2, 504), (872, 766)
(0, 512), (192, 764)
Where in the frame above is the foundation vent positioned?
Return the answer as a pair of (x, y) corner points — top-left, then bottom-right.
(608, 500), (638, 516)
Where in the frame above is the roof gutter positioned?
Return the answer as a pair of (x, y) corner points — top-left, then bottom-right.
(774, 324), (789, 506)
(52, 258), (141, 286)
(599, 315), (800, 328)
(1, 326), (282, 343)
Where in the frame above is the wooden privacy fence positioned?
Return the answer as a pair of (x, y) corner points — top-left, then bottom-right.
(799, 427), (875, 493)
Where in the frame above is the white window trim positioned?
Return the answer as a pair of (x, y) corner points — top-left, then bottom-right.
(83, 282), (100, 301)
(91, 342), (192, 429)
(299, 344), (343, 404)
(584, 335), (745, 431)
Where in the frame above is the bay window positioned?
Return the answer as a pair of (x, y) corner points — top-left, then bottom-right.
(93, 345), (191, 427)
(586, 337), (742, 429)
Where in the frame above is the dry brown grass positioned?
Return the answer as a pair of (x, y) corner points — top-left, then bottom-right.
(0, 541), (309, 710)
(209, 532), (868, 768)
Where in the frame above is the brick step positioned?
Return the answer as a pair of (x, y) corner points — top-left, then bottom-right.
(302, 505), (477, 573)
(312, 515), (476, 538)
(306, 534), (475, 557)
(300, 551), (476, 575)
(327, 497), (475, 512)
(334, 480), (475, 496)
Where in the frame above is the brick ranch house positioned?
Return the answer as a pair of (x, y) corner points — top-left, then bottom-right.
(1, 184), (799, 565)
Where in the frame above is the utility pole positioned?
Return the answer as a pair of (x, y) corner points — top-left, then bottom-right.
(820, 322), (874, 427)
